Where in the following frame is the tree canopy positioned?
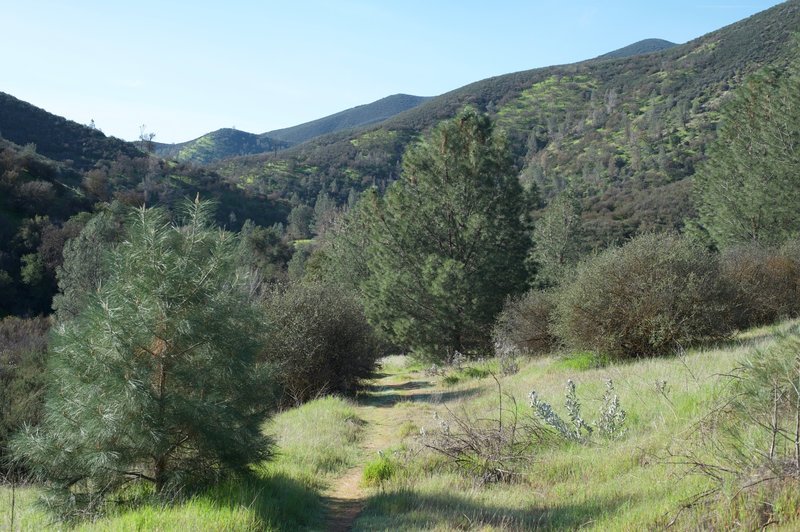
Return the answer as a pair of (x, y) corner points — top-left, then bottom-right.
(692, 58), (800, 248)
(360, 109), (530, 360)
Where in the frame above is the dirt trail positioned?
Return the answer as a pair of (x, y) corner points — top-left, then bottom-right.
(322, 369), (439, 532)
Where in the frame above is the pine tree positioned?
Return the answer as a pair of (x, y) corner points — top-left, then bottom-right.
(531, 188), (583, 287)
(362, 109), (530, 360)
(13, 200), (272, 518)
(692, 59), (800, 248)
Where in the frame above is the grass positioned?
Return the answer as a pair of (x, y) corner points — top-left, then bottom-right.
(266, 395), (364, 487)
(354, 321), (799, 530)
(1, 396), (364, 531)
(5, 323), (799, 530)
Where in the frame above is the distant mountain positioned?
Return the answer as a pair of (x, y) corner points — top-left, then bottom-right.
(264, 94), (431, 145)
(154, 93), (430, 165)
(153, 129), (290, 164)
(595, 38), (678, 60)
(0, 92), (143, 170)
(216, 0), (800, 248)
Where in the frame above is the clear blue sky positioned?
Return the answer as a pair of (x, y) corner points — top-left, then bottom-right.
(0, 1), (785, 143)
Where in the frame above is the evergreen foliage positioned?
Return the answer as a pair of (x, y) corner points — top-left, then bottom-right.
(692, 57), (800, 248)
(0, 316), (49, 475)
(361, 109), (530, 360)
(12, 200), (273, 519)
(530, 189), (584, 287)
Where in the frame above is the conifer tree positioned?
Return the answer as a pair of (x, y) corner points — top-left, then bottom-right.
(13, 200), (272, 518)
(692, 59), (800, 248)
(362, 109), (529, 360)
(531, 188), (583, 287)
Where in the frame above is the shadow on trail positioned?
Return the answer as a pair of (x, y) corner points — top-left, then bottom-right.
(361, 383), (484, 408)
(354, 489), (643, 531)
(324, 495), (364, 532)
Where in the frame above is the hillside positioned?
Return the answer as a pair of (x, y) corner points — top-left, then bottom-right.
(264, 93), (431, 145)
(153, 93), (430, 165)
(153, 128), (290, 164)
(595, 38), (678, 60)
(215, 0), (799, 248)
(0, 92), (143, 171)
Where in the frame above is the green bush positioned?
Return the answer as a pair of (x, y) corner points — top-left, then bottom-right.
(0, 316), (49, 475)
(492, 290), (557, 357)
(262, 280), (381, 405)
(553, 233), (731, 358)
(720, 244), (799, 329)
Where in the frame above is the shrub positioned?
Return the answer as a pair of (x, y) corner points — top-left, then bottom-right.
(261, 280), (381, 405)
(492, 289), (557, 357)
(553, 233), (731, 359)
(0, 317), (49, 475)
(719, 244), (799, 329)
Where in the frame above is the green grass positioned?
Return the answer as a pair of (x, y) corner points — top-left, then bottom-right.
(266, 395), (364, 487)
(1, 396), (363, 530)
(354, 322), (799, 530)
(362, 454), (399, 487)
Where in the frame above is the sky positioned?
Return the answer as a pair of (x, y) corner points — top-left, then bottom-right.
(0, 1), (786, 143)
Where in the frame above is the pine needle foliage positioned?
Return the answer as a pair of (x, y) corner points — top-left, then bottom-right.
(12, 199), (273, 520)
(362, 109), (530, 361)
(692, 54), (800, 248)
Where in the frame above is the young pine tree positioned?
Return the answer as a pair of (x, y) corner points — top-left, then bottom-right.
(13, 199), (273, 519)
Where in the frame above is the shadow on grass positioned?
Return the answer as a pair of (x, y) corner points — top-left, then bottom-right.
(362, 384), (484, 408)
(354, 488), (639, 530)
(198, 470), (325, 531)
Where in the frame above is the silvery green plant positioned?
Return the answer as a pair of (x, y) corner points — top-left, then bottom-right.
(529, 389), (580, 442)
(596, 379), (626, 439)
(529, 379), (626, 444)
(565, 379), (593, 439)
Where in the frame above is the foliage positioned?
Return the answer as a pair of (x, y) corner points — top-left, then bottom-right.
(0, 317), (49, 475)
(692, 58), (800, 248)
(672, 328), (800, 528)
(530, 189), (584, 287)
(528, 379), (627, 443)
(51, 204), (127, 322)
(12, 200), (273, 520)
(361, 109), (530, 360)
(493, 289), (557, 357)
(719, 243), (800, 330)
(261, 280), (380, 405)
(553, 233), (731, 358)
(239, 220), (293, 284)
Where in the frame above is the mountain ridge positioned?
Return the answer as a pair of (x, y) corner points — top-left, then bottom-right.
(594, 38), (678, 60)
(0, 92), (143, 170)
(153, 93), (431, 164)
(215, 0), (800, 248)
